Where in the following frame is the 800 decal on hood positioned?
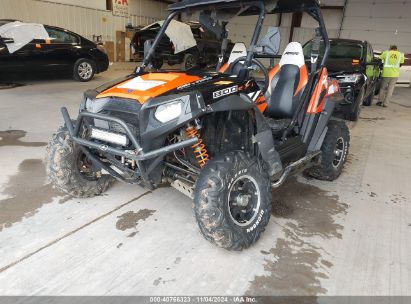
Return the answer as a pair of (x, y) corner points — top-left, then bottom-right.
(213, 86), (238, 99)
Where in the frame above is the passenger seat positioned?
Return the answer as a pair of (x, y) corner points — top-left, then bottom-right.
(265, 42), (308, 119)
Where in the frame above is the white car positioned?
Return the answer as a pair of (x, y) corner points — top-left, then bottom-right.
(398, 64), (411, 86)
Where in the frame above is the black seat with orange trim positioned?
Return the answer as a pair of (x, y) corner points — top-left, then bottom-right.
(265, 42), (309, 119)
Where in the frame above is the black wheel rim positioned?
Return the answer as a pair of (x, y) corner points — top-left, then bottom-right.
(227, 175), (261, 226)
(333, 137), (345, 168)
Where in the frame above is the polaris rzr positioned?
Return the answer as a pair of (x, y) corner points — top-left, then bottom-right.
(46, 0), (350, 251)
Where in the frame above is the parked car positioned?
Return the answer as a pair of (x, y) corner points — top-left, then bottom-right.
(303, 38), (382, 120)
(131, 20), (233, 70)
(0, 19), (19, 26)
(0, 22), (109, 81)
(374, 50), (411, 86)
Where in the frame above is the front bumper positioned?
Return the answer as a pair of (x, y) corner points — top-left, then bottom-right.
(61, 107), (198, 186)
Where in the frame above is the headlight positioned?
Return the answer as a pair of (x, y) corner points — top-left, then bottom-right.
(338, 74), (363, 83)
(85, 98), (108, 113)
(154, 100), (182, 123)
(79, 96), (87, 111)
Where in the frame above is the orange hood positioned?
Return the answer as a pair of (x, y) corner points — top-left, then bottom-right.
(96, 73), (201, 104)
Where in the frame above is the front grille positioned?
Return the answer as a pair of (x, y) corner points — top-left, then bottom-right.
(93, 111), (140, 146)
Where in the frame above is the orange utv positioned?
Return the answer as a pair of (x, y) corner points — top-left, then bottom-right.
(46, 0), (350, 250)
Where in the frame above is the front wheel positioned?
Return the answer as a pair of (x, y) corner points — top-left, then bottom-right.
(193, 151), (272, 251)
(305, 120), (350, 181)
(45, 126), (114, 197)
(73, 58), (96, 82)
(346, 88), (364, 121)
(182, 53), (197, 71)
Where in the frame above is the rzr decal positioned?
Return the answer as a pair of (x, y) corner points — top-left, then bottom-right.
(176, 76), (213, 90)
(213, 86), (238, 99)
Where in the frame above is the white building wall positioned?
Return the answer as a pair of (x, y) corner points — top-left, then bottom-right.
(294, 9), (343, 47)
(340, 0), (411, 53)
(41, 0), (106, 10)
(0, 0), (168, 42)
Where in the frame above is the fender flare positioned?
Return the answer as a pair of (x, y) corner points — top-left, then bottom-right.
(207, 93), (283, 177)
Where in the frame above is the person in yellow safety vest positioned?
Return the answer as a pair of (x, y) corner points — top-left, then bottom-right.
(377, 45), (405, 107)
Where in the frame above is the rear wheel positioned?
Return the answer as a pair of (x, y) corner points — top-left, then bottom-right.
(182, 53), (197, 71)
(363, 86), (375, 106)
(346, 88), (364, 121)
(45, 126), (114, 197)
(73, 58), (96, 82)
(151, 57), (163, 69)
(305, 120), (350, 181)
(374, 81), (381, 95)
(193, 151), (272, 251)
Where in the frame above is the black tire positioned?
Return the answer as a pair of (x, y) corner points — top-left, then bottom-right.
(182, 53), (197, 71)
(45, 126), (114, 198)
(193, 151), (272, 251)
(346, 88), (364, 121)
(305, 120), (350, 181)
(151, 57), (163, 69)
(374, 81), (381, 95)
(363, 86), (375, 106)
(73, 58), (96, 82)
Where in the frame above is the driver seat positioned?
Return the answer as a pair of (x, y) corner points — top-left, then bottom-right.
(265, 42), (308, 119)
(219, 42), (247, 74)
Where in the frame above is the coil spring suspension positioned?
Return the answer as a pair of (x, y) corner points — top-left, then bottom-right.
(186, 124), (209, 168)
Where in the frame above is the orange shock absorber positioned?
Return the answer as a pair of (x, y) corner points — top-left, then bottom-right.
(186, 125), (209, 168)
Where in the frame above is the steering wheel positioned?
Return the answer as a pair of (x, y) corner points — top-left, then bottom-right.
(228, 56), (270, 94)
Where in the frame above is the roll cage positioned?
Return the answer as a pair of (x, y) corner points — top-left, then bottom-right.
(135, 0), (330, 74)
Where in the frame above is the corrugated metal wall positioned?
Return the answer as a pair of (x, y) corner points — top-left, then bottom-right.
(0, 0), (167, 42)
(4, 1), (410, 57)
(340, 0), (411, 53)
(227, 9), (342, 55)
(227, 14), (290, 54)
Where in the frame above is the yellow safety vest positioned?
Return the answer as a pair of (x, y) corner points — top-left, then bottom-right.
(380, 50), (404, 78)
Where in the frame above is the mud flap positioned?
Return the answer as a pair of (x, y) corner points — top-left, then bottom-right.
(254, 130), (283, 177)
(252, 107), (283, 177)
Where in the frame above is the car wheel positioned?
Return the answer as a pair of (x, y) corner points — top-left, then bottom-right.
(374, 81), (381, 95)
(73, 58), (96, 82)
(182, 53), (197, 71)
(193, 151), (272, 251)
(305, 120), (350, 181)
(346, 88), (364, 121)
(151, 57), (163, 69)
(363, 86), (375, 106)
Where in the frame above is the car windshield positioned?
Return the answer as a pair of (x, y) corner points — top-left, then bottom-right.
(303, 40), (364, 61)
